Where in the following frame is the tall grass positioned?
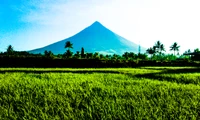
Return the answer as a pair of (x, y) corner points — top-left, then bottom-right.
(0, 68), (200, 119)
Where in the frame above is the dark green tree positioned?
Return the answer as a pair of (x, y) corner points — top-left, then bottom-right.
(64, 50), (73, 58)
(128, 52), (136, 60)
(64, 41), (73, 58)
(65, 41), (73, 50)
(122, 52), (129, 60)
(170, 42), (180, 59)
(99, 54), (104, 59)
(194, 48), (200, 53)
(86, 53), (93, 59)
(137, 53), (148, 60)
(74, 51), (80, 59)
(44, 50), (54, 58)
(93, 52), (99, 59)
(57, 54), (63, 59)
(44, 50), (49, 57)
(154, 40), (165, 59)
(162, 53), (174, 61)
(146, 47), (156, 60)
(81, 47), (85, 58)
(111, 54), (120, 60)
(105, 55), (111, 60)
(7, 45), (14, 55)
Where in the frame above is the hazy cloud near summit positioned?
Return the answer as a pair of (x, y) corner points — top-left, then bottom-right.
(19, 0), (103, 26)
(18, 0), (160, 26)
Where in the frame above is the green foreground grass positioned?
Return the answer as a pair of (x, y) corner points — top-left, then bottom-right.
(0, 67), (200, 119)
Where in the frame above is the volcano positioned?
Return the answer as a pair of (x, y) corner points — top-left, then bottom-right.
(29, 21), (146, 55)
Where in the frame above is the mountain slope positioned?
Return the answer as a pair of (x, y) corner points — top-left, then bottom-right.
(29, 21), (146, 55)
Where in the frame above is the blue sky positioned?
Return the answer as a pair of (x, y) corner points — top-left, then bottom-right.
(1, 0), (200, 54)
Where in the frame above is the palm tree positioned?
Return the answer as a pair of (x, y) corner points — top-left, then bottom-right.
(64, 41), (73, 58)
(65, 41), (73, 50)
(154, 41), (165, 54)
(146, 47), (156, 60)
(7, 45), (14, 55)
(188, 49), (191, 53)
(170, 42), (180, 59)
(155, 40), (161, 48)
(154, 41), (165, 60)
(160, 44), (165, 53)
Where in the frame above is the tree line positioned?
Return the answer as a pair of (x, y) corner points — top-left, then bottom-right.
(0, 40), (199, 61)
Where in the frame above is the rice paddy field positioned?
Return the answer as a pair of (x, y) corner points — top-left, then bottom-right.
(0, 67), (200, 119)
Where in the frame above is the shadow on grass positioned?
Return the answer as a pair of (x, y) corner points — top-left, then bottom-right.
(161, 67), (200, 74)
(132, 67), (200, 84)
(139, 67), (200, 71)
(0, 70), (122, 74)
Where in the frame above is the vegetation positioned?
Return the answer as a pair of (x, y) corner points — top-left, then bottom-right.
(81, 47), (85, 58)
(146, 47), (156, 60)
(170, 42), (180, 59)
(194, 48), (200, 53)
(64, 41), (73, 58)
(0, 67), (200, 119)
(154, 40), (165, 58)
(6, 45), (14, 55)
(0, 40), (199, 68)
(44, 50), (54, 58)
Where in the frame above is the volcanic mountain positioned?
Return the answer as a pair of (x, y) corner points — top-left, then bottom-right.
(29, 21), (146, 55)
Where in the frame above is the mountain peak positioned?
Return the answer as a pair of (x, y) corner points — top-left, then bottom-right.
(91, 21), (103, 26)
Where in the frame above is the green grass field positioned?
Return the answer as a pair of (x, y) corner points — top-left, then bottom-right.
(0, 67), (200, 119)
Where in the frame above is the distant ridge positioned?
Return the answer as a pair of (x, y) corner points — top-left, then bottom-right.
(29, 21), (146, 55)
